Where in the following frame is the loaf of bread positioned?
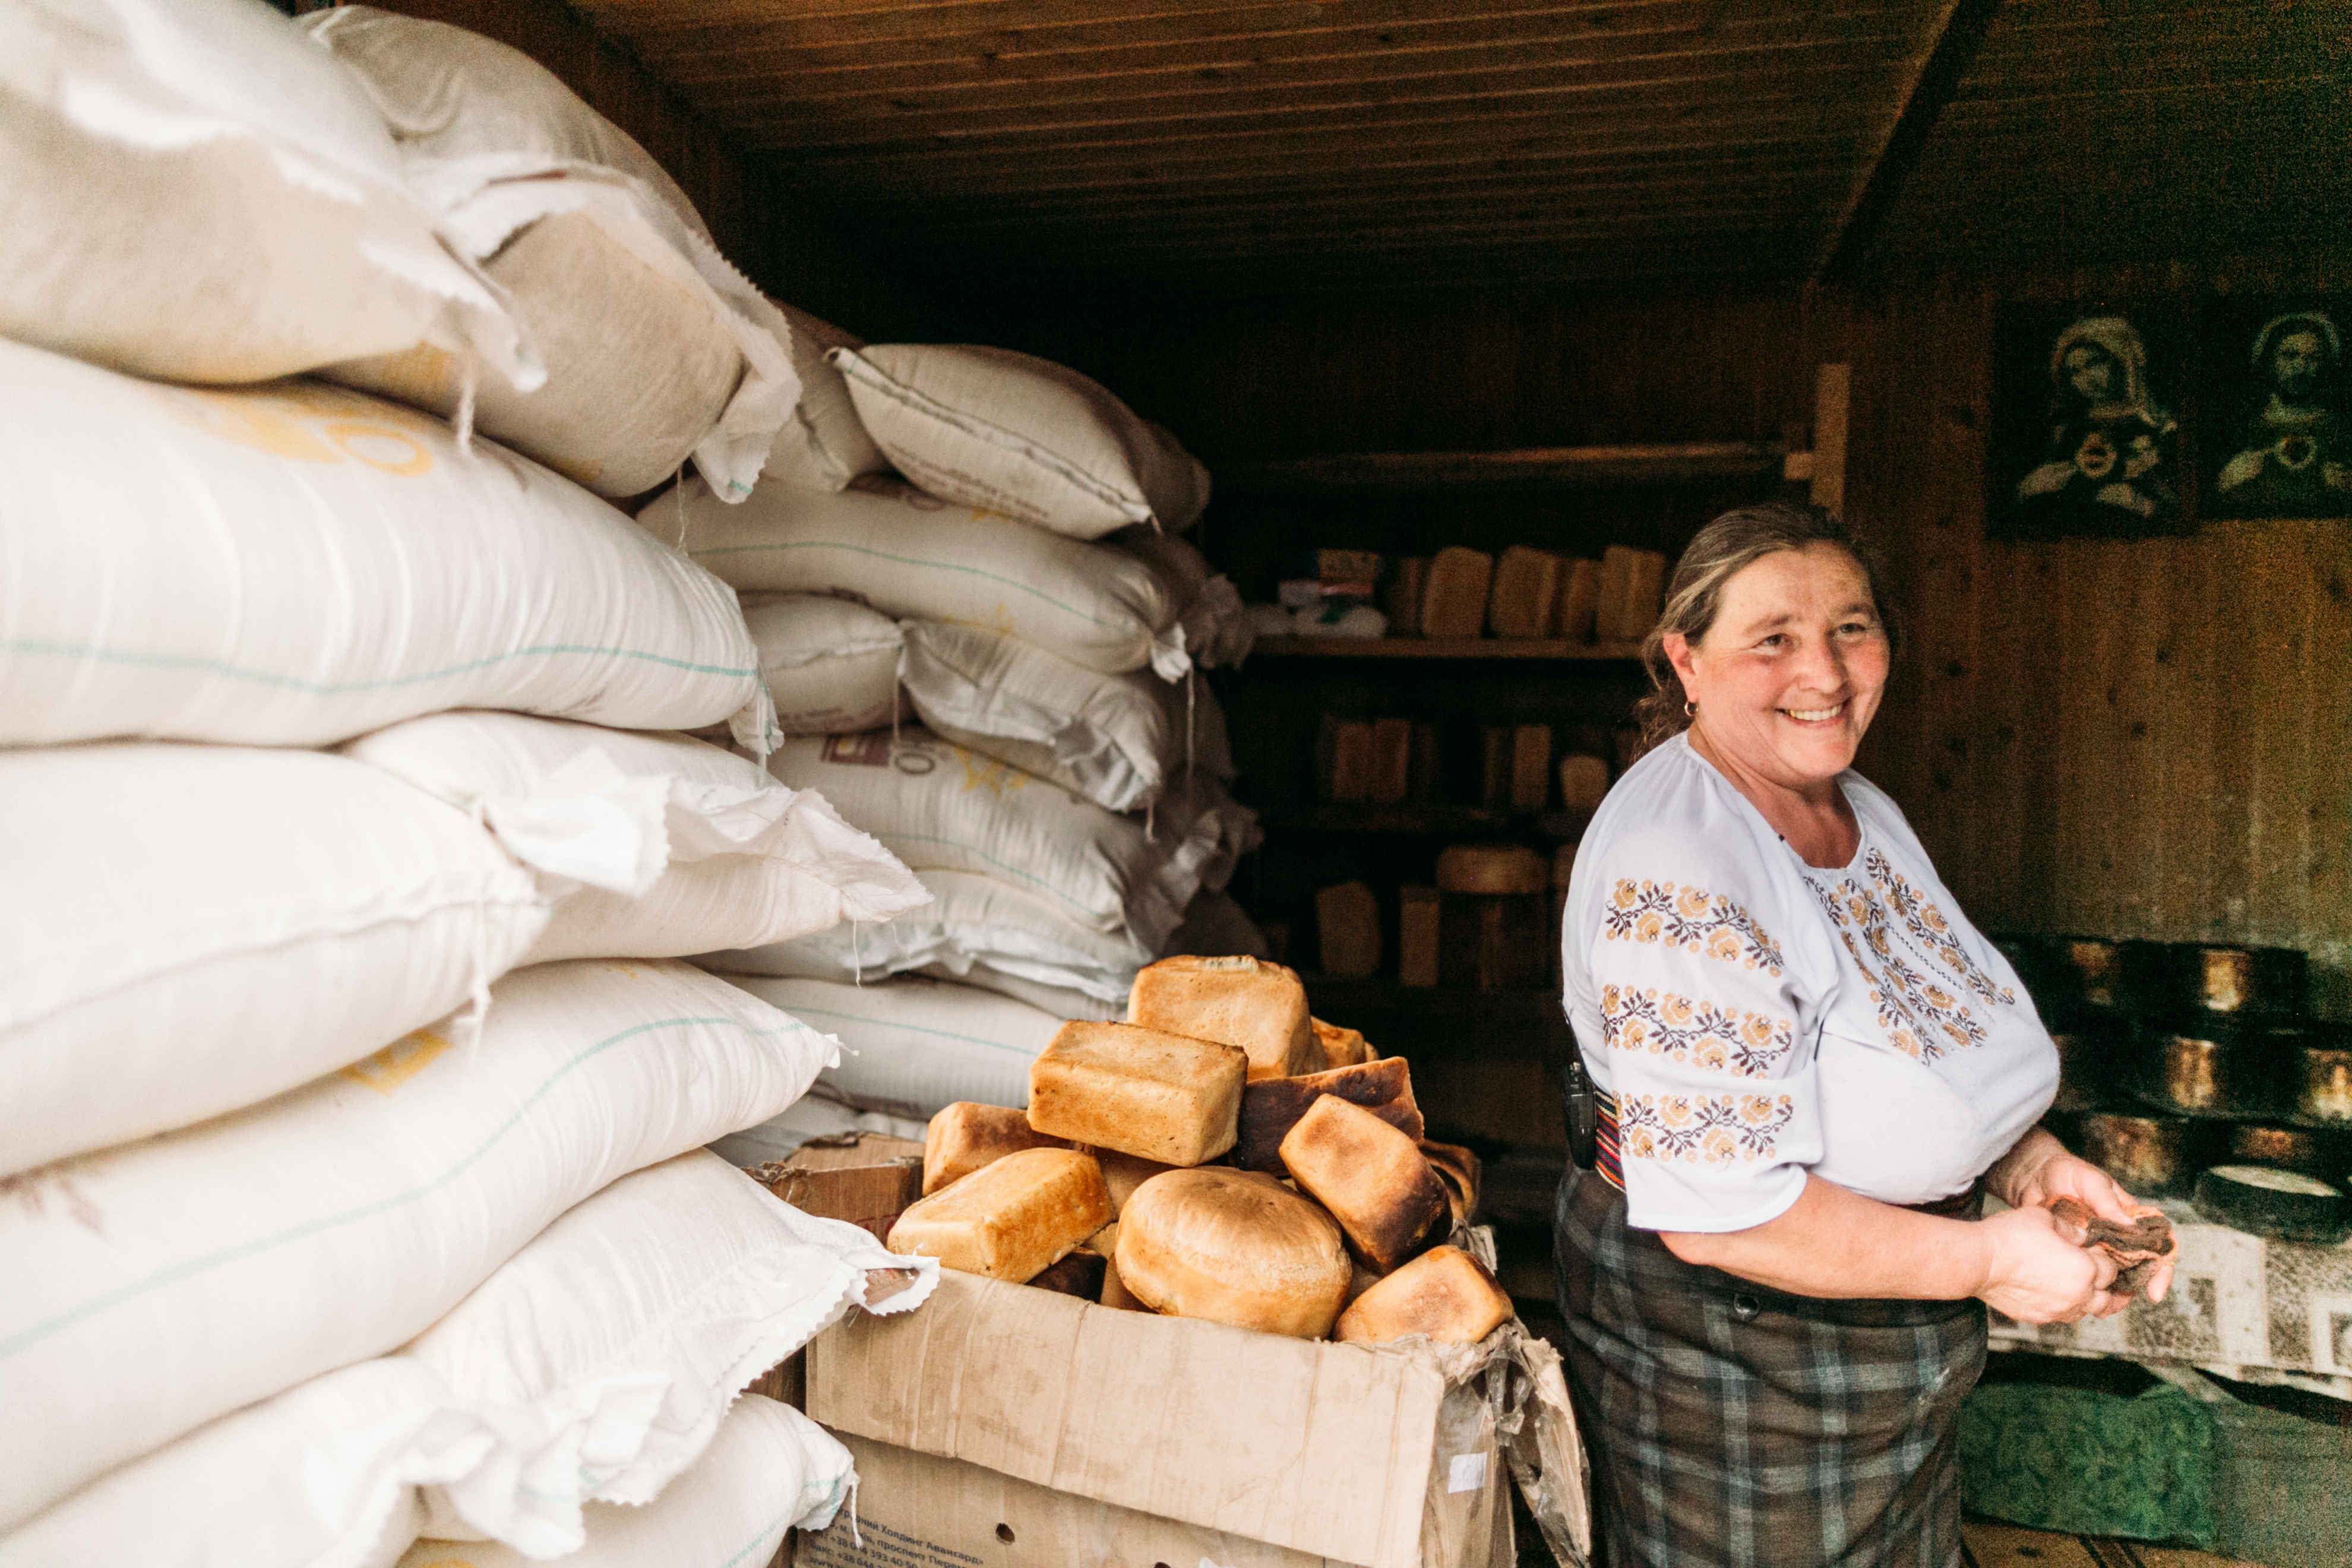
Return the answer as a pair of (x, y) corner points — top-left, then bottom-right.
(1026, 1248), (1109, 1300)
(1420, 547), (1493, 639)
(1368, 717), (1414, 805)
(1592, 546), (1636, 642)
(1418, 1139), (1482, 1229)
(1488, 546), (1562, 639)
(923, 1101), (1070, 1195)
(1089, 1222), (1149, 1310)
(1435, 843), (1547, 896)
(1556, 753), (1611, 814)
(1279, 1096), (1451, 1272)
(1115, 1168), (1352, 1338)
(1127, 954), (1321, 1080)
(1384, 555), (1429, 636)
(1086, 1146), (1174, 1215)
(1398, 885), (1441, 988)
(1322, 717), (1375, 804)
(886, 1147), (1112, 1281)
(1235, 1056), (1424, 1173)
(1623, 548), (1667, 639)
(1334, 1245), (1512, 1345)
(1028, 1020), (1247, 1165)
(1311, 1017), (1372, 1071)
(1556, 557), (1601, 643)
(1510, 723), (1552, 811)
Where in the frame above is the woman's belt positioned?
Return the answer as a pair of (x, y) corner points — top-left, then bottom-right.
(1582, 1081), (1983, 1218)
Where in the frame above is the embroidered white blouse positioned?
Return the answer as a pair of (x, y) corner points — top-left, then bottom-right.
(1560, 734), (2059, 1234)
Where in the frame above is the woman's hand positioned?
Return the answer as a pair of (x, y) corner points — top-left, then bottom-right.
(1974, 1203), (2122, 1324)
(1987, 1129), (2173, 1305)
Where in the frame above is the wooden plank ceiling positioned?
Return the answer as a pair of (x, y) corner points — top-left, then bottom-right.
(566, 0), (2341, 290)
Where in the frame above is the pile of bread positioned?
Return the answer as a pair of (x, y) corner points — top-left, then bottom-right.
(885, 955), (1514, 1346)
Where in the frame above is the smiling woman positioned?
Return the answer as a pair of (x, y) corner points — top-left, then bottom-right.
(1554, 503), (2173, 1568)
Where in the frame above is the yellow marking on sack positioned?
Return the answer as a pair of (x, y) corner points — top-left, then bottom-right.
(339, 1029), (454, 1095)
(322, 419), (434, 477)
(954, 748), (1028, 796)
(144, 382), (442, 476)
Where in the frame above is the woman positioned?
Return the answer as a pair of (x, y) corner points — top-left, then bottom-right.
(1553, 502), (2171, 1568)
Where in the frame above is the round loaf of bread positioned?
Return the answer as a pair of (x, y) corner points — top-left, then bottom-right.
(1115, 1168), (1351, 1338)
(1434, 843), (1547, 896)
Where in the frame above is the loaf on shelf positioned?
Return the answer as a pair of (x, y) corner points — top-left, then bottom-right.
(1114, 1167), (1352, 1338)
(885, 1147), (1111, 1282)
(1435, 843), (1548, 896)
(1488, 545), (1562, 639)
(1419, 547), (1493, 638)
(1278, 1096), (1452, 1273)
(1399, 886), (1442, 988)
(1026, 1020), (1247, 1165)
(1127, 954), (1322, 1080)
(1556, 557), (1601, 643)
(1334, 1244), (1513, 1345)
(1384, 555), (1429, 636)
(923, 1102), (1069, 1195)
(1316, 880), (1382, 978)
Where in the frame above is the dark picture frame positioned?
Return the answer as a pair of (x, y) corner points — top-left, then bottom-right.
(2200, 296), (2352, 519)
(1990, 303), (2194, 540)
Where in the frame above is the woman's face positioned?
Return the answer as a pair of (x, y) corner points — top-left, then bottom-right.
(2065, 343), (2117, 403)
(1665, 544), (1889, 791)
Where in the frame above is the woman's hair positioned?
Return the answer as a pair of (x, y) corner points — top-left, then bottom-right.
(1630, 502), (1896, 752)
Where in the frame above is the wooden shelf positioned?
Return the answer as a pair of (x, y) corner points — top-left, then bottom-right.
(1250, 636), (1644, 660)
(1219, 441), (1786, 493)
(1264, 804), (1593, 839)
(1298, 978), (1573, 1063)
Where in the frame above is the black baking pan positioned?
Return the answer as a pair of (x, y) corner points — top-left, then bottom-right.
(2193, 1165), (2352, 1246)
(2129, 943), (2309, 1019)
(2078, 1112), (2224, 1200)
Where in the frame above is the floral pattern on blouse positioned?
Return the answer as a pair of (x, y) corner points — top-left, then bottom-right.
(1617, 1092), (1795, 1165)
(1804, 855), (2014, 1061)
(1602, 879), (1787, 976)
(1599, 984), (1795, 1079)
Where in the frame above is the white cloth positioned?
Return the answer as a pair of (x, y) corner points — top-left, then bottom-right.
(1561, 734), (2057, 1233)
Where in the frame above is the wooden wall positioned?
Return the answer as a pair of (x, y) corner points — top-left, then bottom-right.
(1847, 261), (2351, 1017)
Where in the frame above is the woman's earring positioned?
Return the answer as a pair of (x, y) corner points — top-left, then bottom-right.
(1684, 700), (1697, 718)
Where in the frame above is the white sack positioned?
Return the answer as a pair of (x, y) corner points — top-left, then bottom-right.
(0, 743), (548, 1180)
(762, 731), (1258, 949)
(0, 959), (834, 1531)
(742, 595), (903, 737)
(720, 975), (1063, 1117)
(709, 1088), (932, 1168)
(339, 712), (926, 964)
(921, 966), (1125, 1023)
(306, 7), (796, 502)
(707, 868), (1150, 1009)
(830, 344), (1209, 538)
(0, 0), (521, 387)
(646, 473), (1186, 677)
(762, 302), (887, 491)
(394, 1397), (851, 1568)
(1114, 525), (1255, 669)
(0, 1155), (911, 1568)
(900, 620), (1231, 813)
(0, 342), (767, 749)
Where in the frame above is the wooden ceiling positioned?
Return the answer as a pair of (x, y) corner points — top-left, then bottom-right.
(567, 0), (2344, 290)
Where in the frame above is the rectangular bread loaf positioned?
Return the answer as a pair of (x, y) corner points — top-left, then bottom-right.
(1420, 546), (1493, 639)
(1418, 1139), (1482, 1229)
(1398, 885), (1441, 988)
(1487, 545), (1561, 638)
(1593, 545), (1637, 642)
(1510, 723), (1552, 811)
(1086, 1147), (1174, 1215)
(1334, 1244), (1512, 1345)
(1311, 1017), (1372, 1071)
(1368, 717), (1414, 805)
(1556, 557), (1601, 643)
(1322, 717), (1375, 804)
(923, 1101), (1070, 1196)
(1623, 548), (1667, 640)
(1091, 1223), (1149, 1310)
(1028, 1020), (1247, 1165)
(885, 1147), (1111, 1281)
(1127, 955), (1321, 1080)
(1384, 555), (1429, 636)
(1235, 1056), (1424, 1174)
(1278, 1095), (1451, 1272)
(1556, 753), (1611, 813)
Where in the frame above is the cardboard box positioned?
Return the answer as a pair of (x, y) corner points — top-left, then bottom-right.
(801, 1262), (1588, 1568)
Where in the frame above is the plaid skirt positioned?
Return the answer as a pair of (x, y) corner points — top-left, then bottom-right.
(1553, 1167), (1987, 1568)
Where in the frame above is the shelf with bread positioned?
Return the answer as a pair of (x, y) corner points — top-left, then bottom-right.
(1266, 803), (1596, 839)
(1218, 441), (1787, 493)
(1251, 636), (1643, 659)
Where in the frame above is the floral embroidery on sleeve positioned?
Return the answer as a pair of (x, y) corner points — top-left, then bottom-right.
(1600, 985), (1794, 1077)
(1602, 879), (1785, 976)
(1617, 1092), (1794, 1165)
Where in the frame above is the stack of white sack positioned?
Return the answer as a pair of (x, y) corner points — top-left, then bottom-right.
(705, 890), (1273, 1145)
(301, 5), (797, 502)
(0, 8), (947, 1562)
(0, 1138), (932, 1566)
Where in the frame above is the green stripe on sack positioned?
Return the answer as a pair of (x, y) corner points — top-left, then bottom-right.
(685, 540), (1130, 633)
(786, 1004), (1041, 1056)
(0, 639), (757, 690)
(884, 833), (1101, 919)
(0, 1013), (821, 1362)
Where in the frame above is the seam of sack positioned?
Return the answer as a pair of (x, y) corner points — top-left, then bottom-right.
(0, 1012), (824, 1361)
(684, 542), (1139, 633)
(770, 1002), (1041, 1057)
(0, 638), (757, 688)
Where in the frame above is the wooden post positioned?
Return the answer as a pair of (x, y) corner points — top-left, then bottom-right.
(1811, 362), (1852, 518)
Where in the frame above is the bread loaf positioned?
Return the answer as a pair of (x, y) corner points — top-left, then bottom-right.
(1368, 717), (1413, 805)
(1556, 558), (1601, 643)
(1435, 843), (1547, 896)
(1322, 718), (1375, 804)
(1556, 754), (1611, 814)
(1088, 1222), (1147, 1310)
(923, 1102), (1070, 1196)
(1114, 1168), (1351, 1338)
(1418, 1140), (1482, 1228)
(1311, 1017), (1372, 1071)
(886, 1147), (1112, 1281)
(1316, 880), (1382, 978)
(1623, 548), (1667, 640)
(1488, 546), (1562, 639)
(1420, 547), (1493, 639)
(1334, 1244), (1512, 1345)
(1279, 1096), (1451, 1272)
(1399, 885), (1441, 988)
(1510, 723), (1552, 811)
(1385, 556), (1429, 636)
(1027, 1020), (1246, 1165)
(1087, 1146), (1174, 1215)
(1593, 546), (1636, 643)
(1127, 954), (1320, 1080)
(1235, 1057), (1424, 1173)
(1026, 1248), (1108, 1300)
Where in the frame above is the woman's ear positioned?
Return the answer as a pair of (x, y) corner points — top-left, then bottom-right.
(1662, 630), (1699, 690)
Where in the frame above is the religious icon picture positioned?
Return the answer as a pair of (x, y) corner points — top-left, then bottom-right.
(1990, 304), (2192, 539)
(2201, 296), (2351, 519)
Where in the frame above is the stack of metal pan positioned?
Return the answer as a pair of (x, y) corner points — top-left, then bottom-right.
(2005, 937), (2351, 1235)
